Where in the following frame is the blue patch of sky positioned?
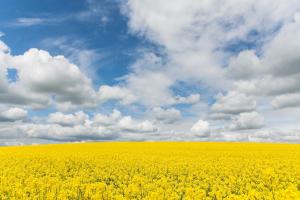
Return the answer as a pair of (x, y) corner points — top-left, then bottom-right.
(171, 81), (202, 97)
(218, 16), (264, 56)
(28, 107), (56, 119)
(6, 68), (19, 83)
(0, 0), (84, 54)
(226, 22), (283, 55)
(0, 0), (150, 87)
(223, 30), (261, 56)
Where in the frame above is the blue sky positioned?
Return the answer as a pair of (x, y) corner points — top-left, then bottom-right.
(0, 0), (144, 86)
(1, 0), (300, 145)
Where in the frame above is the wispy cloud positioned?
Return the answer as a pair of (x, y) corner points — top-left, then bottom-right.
(9, 1), (115, 28)
(76, 0), (112, 22)
(40, 37), (107, 80)
(11, 16), (70, 27)
(14, 17), (47, 26)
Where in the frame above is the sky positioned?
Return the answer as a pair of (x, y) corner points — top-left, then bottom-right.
(1, 0), (300, 145)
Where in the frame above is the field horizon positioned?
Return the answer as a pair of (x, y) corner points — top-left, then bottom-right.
(2, 140), (300, 148)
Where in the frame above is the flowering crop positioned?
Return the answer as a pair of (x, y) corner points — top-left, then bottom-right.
(0, 142), (300, 199)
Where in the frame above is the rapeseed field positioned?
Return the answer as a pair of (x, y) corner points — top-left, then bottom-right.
(0, 142), (300, 199)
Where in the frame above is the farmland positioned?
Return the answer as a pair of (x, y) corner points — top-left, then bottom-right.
(0, 142), (300, 199)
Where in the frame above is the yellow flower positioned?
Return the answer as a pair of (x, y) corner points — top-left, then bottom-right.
(0, 142), (300, 199)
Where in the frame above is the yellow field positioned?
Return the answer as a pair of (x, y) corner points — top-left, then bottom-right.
(0, 142), (300, 200)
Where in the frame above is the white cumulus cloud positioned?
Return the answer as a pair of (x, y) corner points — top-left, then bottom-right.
(190, 120), (210, 137)
(151, 107), (181, 124)
(211, 91), (256, 115)
(0, 107), (27, 122)
(48, 111), (89, 127)
(229, 112), (265, 130)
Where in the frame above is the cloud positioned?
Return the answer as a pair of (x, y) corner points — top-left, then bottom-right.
(211, 91), (256, 115)
(208, 113), (232, 121)
(190, 120), (210, 137)
(14, 18), (46, 26)
(92, 109), (157, 133)
(0, 109), (158, 142)
(0, 40), (10, 53)
(115, 52), (202, 107)
(13, 49), (96, 105)
(118, 116), (157, 133)
(40, 37), (105, 77)
(224, 16), (300, 138)
(226, 50), (262, 80)
(124, 0), (300, 47)
(0, 107), (27, 122)
(92, 109), (122, 126)
(229, 112), (265, 130)
(123, 0), (300, 92)
(271, 93), (300, 109)
(11, 17), (69, 27)
(0, 41), (97, 109)
(91, 109), (159, 133)
(98, 85), (137, 105)
(8, 1), (116, 29)
(23, 123), (117, 142)
(125, 64), (175, 107)
(151, 107), (181, 124)
(249, 129), (300, 143)
(236, 16), (300, 101)
(263, 17), (300, 78)
(48, 111), (89, 127)
(121, 1), (300, 142)
(76, 0), (112, 23)
(168, 94), (201, 105)
(0, 123), (26, 139)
